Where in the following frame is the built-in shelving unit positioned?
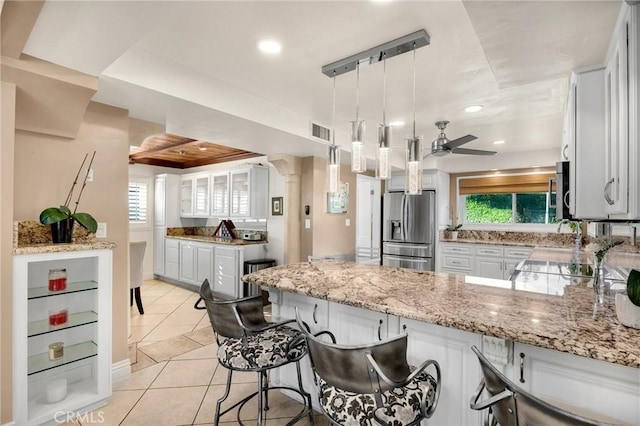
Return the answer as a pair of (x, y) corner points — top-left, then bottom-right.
(13, 248), (113, 425)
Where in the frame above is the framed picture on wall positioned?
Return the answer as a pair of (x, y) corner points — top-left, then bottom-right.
(272, 197), (283, 216)
(327, 183), (349, 214)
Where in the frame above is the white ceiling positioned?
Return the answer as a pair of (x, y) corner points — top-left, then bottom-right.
(22, 0), (623, 170)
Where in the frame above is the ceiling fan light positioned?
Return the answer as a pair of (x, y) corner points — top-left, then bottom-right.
(431, 149), (449, 157)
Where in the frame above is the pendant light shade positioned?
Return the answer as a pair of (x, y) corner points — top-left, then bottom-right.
(405, 43), (422, 195)
(405, 137), (422, 195)
(351, 62), (366, 173)
(377, 125), (392, 179)
(327, 143), (341, 194)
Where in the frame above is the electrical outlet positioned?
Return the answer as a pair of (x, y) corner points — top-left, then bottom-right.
(87, 169), (94, 182)
(96, 223), (107, 238)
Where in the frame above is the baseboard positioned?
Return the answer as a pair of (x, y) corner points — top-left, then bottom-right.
(2, 421), (15, 426)
(143, 272), (154, 281)
(112, 359), (131, 384)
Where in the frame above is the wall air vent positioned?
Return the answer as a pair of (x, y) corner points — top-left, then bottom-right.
(310, 121), (331, 142)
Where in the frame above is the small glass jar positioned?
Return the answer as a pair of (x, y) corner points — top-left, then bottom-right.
(48, 269), (67, 292)
(49, 309), (68, 326)
(48, 342), (64, 360)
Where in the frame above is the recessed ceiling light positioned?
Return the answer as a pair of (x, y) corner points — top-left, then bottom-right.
(464, 105), (483, 113)
(258, 39), (282, 55)
(492, 140), (505, 145)
(389, 120), (405, 127)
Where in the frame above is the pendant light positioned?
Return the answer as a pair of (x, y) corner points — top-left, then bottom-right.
(350, 62), (366, 173)
(377, 54), (392, 180)
(327, 72), (341, 194)
(405, 44), (422, 195)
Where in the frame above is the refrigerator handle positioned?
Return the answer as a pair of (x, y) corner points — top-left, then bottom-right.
(401, 194), (407, 241)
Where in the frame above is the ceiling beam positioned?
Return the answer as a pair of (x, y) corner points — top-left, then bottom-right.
(129, 137), (200, 160)
(184, 152), (262, 168)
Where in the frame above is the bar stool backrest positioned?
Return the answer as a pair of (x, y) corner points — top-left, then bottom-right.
(300, 320), (412, 394)
(472, 346), (612, 426)
(199, 279), (268, 339)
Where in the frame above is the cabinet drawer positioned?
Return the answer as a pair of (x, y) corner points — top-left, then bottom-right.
(166, 238), (180, 249)
(441, 244), (473, 255)
(443, 255), (472, 270)
(505, 247), (533, 258)
(216, 254), (237, 273)
(476, 246), (503, 257)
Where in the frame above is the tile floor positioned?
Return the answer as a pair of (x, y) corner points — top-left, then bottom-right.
(66, 279), (327, 425)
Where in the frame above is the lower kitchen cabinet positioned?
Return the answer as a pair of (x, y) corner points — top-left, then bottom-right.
(213, 246), (238, 297)
(438, 242), (532, 280)
(164, 238), (179, 280)
(179, 241), (196, 284)
(179, 241), (214, 287)
(509, 343), (639, 424)
(399, 317), (482, 426)
(328, 302), (396, 345)
(13, 248), (113, 425)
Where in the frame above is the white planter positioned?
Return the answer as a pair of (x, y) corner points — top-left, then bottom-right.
(450, 231), (458, 241)
(615, 293), (640, 329)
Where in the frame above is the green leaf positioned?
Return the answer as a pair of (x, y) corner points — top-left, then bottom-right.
(39, 207), (71, 225)
(627, 270), (640, 307)
(72, 213), (98, 234)
(59, 205), (72, 216)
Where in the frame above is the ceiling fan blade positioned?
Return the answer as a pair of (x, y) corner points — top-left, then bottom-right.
(442, 134), (477, 150)
(451, 147), (496, 156)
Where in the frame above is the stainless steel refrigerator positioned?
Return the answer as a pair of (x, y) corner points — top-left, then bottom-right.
(382, 190), (435, 271)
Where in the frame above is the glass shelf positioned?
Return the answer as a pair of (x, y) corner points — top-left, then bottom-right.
(28, 341), (97, 376)
(27, 311), (98, 338)
(27, 281), (98, 300)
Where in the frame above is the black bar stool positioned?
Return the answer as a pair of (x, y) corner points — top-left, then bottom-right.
(199, 279), (313, 425)
(295, 308), (441, 425)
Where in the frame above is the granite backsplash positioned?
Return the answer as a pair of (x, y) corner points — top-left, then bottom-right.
(167, 226), (268, 241)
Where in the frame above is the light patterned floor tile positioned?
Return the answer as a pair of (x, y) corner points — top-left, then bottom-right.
(121, 386), (207, 426)
(130, 312), (169, 327)
(173, 343), (218, 361)
(150, 359), (217, 388)
(129, 325), (157, 343)
(113, 361), (167, 391)
(211, 366), (258, 385)
(184, 325), (216, 346)
(139, 334), (203, 362)
(193, 383), (260, 424)
(83, 389), (145, 425)
(131, 349), (158, 372)
(141, 324), (196, 342)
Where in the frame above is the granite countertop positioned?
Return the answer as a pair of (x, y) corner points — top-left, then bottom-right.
(13, 241), (117, 255)
(166, 235), (267, 245)
(243, 261), (640, 368)
(439, 238), (568, 248)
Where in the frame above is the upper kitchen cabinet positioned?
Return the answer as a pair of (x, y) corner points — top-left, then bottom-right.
(229, 166), (269, 218)
(210, 172), (230, 217)
(566, 67), (607, 220)
(155, 174), (181, 228)
(180, 173), (210, 218)
(604, 4), (640, 219)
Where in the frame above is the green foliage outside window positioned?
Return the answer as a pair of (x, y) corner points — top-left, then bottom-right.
(464, 192), (557, 224)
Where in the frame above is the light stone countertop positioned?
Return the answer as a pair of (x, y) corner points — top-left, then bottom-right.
(13, 241), (117, 255)
(243, 261), (640, 368)
(166, 235), (267, 246)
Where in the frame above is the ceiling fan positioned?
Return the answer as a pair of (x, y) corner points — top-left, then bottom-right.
(428, 121), (496, 157)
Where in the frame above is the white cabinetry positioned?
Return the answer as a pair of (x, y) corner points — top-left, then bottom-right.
(399, 317), (482, 426)
(328, 302), (397, 345)
(13, 249), (113, 426)
(196, 244), (214, 286)
(179, 241), (213, 287)
(566, 68), (607, 220)
(212, 244), (266, 298)
(604, 5), (640, 219)
(355, 175), (381, 264)
(180, 173), (210, 218)
(179, 241), (196, 285)
(511, 343), (638, 424)
(438, 243), (532, 279)
(210, 172), (230, 217)
(164, 239), (179, 280)
(154, 174), (181, 276)
(229, 166), (269, 219)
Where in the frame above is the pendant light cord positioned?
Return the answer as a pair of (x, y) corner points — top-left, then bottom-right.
(382, 54), (386, 126)
(356, 62), (360, 123)
(412, 42), (416, 139)
(332, 71), (336, 146)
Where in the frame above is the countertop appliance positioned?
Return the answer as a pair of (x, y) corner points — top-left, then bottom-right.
(242, 231), (262, 241)
(554, 161), (572, 220)
(382, 190), (435, 271)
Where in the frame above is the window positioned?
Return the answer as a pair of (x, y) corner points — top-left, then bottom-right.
(128, 182), (148, 224)
(458, 171), (557, 225)
(463, 193), (556, 224)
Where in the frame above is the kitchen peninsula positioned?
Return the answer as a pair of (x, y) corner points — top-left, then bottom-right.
(243, 261), (640, 424)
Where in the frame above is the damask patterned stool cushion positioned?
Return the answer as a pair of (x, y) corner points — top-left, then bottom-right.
(318, 371), (438, 426)
(217, 326), (304, 370)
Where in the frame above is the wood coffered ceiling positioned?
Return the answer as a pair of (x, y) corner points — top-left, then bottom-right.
(129, 134), (262, 168)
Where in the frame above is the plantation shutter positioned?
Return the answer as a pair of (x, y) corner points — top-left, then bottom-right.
(459, 173), (556, 195)
(128, 182), (148, 223)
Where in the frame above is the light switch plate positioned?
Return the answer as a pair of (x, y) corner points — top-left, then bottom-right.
(305, 219), (311, 229)
(345, 219), (351, 227)
(86, 169), (94, 182)
(96, 223), (107, 238)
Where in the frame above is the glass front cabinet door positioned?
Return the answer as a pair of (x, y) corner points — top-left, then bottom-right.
(211, 173), (230, 217)
(230, 170), (250, 217)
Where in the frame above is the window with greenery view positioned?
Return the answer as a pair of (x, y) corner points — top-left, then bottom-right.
(463, 192), (557, 224)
